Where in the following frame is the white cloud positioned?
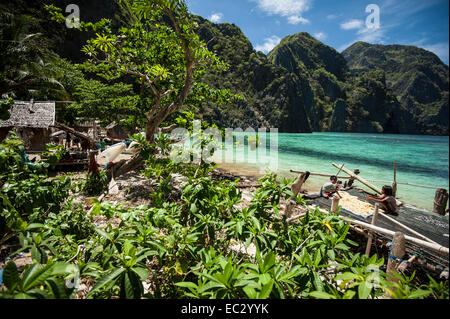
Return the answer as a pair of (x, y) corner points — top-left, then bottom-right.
(314, 32), (327, 40)
(326, 14), (338, 20)
(287, 15), (309, 25)
(208, 12), (223, 23)
(252, 0), (312, 25)
(356, 26), (387, 43)
(255, 35), (282, 53)
(340, 19), (364, 30)
(421, 43), (449, 63)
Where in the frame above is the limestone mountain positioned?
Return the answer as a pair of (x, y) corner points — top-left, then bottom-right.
(342, 42), (449, 135)
(267, 32), (428, 134)
(194, 16), (312, 132)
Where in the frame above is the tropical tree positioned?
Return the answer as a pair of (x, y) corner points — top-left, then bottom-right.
(48, 0), (233, 144)
(0, 12), (65, 100)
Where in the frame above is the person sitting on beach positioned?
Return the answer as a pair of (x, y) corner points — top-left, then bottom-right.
(366, 185), (398, 216)
(321, 176), (341, 198)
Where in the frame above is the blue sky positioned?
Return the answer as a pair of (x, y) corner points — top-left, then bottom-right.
(185, 0), (449, 64)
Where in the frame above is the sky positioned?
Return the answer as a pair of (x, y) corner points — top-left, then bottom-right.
(185, 0), (450, 64)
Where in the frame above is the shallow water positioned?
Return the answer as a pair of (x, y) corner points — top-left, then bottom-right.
(213, 132), (449, 211)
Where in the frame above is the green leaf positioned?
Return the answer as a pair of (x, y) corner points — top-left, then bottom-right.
(243, 286), (257, 299)
(175, 282), (198, 290)
(343, 290), (356, 299)
(132, 267), (148, 281)
(87, 268), (125, 298)
(407, 289), (432, 299)
(3, 261), (20, 291)
(94, 228), (112, 241)
(27, 223), (45, 230)
(358, 282), (371, 299)
(258, 279), (274, 299)
(120, 270), (142, 299)
(46, 278), (70, 299)
(335, 272), (359, 282)
(21, 263), (55, 291)
(309, 291), (336, 299)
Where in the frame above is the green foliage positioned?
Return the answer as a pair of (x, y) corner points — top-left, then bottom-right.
(0, 133), (70, 237)
(0, 97), (13, 120)
(0, 12), (66, 100)
(82, 170), (108, 196)
(47, 0), (234, 141)
(0, 260), (77, 299)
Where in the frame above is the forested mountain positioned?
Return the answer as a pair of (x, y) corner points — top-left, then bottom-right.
(343, 42), (449, 135)
(1, 0), (448, 135)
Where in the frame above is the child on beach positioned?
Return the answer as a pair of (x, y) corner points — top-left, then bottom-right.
(366, 185), (398, 216)
(321, 176), (342, 198)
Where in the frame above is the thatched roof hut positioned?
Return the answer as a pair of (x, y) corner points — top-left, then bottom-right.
(0, 101), (55, 129)
(0, 101), (55, 150)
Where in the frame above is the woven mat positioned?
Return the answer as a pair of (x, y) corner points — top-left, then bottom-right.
(339, 191), (375, 218)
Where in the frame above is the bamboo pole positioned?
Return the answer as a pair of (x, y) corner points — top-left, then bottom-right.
(290, 170), (446, 190)
(377, 210), (440, 245)
(365, 204), (380, 256)
(336, 163), (345, 177)
(290, 170), (352, 179)
(332, 163), (382, 194)
(392, 163), (397, 197)
(346, 219), (449, 257)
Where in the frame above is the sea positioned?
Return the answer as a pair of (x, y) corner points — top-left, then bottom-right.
(212, 132), (449, 212)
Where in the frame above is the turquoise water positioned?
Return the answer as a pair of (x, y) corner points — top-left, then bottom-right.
(214, 133), (449, 211)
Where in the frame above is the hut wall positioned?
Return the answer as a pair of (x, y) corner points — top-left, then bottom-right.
(107, 126), (129, 140)
(0, 127), (11, 142)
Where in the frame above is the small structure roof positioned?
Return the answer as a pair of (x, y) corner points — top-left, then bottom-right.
(0, 101), (55, 129)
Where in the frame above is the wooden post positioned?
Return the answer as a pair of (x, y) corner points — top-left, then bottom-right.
(291, 172), (308, 197)
(392, 163), (397, 197)
(286, 172), (310, 218)
(433, 188), (449, 216)
(365, 204), (380, 256)
(331, 194), (340, 213)
(386, 232), (406, 284)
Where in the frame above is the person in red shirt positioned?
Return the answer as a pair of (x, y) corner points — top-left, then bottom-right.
(366, 185), (398, 216)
